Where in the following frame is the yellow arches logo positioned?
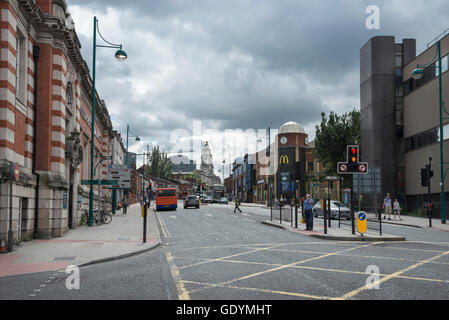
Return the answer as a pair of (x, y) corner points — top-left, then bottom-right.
(279, 155), (289, 165)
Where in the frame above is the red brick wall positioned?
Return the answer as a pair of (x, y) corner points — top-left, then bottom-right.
(36, 0), (52, 14)
(35, 43), (53, 171)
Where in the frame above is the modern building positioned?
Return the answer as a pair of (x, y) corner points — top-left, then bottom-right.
(360, 32), (449, 215)
(0, 0), (121, 244)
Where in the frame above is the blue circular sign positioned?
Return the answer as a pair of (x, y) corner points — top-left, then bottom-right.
(358, 212), (366, 221)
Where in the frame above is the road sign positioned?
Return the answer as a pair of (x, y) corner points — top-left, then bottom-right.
(358, 163), (368, 173)
(356, 211), (367, 234)
(81, 180), (118, 185)
(353, 167), (381, 192)
(338, 162), (348, 173)
(107, 164), (131, 189)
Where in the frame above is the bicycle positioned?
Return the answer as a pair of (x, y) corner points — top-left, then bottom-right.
(95, 209), (112, 225)
(80, 209), (112, 225)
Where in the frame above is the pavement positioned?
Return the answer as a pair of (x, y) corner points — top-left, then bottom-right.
(262, 218), (406, 241)
(238, 202), (449, 232)
(0, 203), (161, 278)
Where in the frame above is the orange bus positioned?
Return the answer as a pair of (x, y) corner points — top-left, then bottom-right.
(155, 188), (178, 211)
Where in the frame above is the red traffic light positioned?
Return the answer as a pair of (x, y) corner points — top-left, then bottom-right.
(347, 146), (359, 163)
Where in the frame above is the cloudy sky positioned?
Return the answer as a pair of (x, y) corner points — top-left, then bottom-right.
(67, 0), (449, 177)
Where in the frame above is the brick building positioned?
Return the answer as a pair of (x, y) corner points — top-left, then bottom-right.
(0, 0), (123, 245)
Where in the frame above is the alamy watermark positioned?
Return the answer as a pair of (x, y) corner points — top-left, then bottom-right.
(365, 265), (380, 289)
(65, 265), (80, 290)
(365, 5), (380, 30)
(169, 120), (280, 176)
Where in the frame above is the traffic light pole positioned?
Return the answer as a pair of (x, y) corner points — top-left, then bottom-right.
(350, 176), (355, 235)
(428, 157), (432, 227)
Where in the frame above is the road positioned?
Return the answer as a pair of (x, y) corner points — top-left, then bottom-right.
(0, 201), (448, 300)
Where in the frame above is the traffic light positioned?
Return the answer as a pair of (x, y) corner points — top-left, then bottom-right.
(347, 146), (359, 163)
(148, 182), (152, 190)
(338, 145), (368, 174)
(420, 168), (428, 187)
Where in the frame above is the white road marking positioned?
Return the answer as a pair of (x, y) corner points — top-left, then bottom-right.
(205, 214), (214, 217)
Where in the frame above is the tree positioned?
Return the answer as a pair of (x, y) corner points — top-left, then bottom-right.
(145, 146), (172, 178)
(186, 172), (200, 184)
(313, 109), (360, 175)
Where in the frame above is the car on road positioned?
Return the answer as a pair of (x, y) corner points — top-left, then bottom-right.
(219, 197), (228, 204)
(203, 196), (213, 203)
(184, 195), (200, 209)
(312, 200), (351, 219)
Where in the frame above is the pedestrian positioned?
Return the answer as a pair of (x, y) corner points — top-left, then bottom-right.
(382, 192), (392, 220)
(304, 194), (314, 230)
(393, 197), (402, 221)
(123, 194), (129, 214)
(234, 198), (242, 213)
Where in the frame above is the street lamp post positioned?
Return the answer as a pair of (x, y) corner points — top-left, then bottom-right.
(88, 16), (127, 226)
(412, 40), (446, 224)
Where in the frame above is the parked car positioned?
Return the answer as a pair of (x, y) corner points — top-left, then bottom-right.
(219, 197), (228, 204)
(312, 200), (351, 220)
(203, 196), (213, 203)
(184, 195), (200, 209)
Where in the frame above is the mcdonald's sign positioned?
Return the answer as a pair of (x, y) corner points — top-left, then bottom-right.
(279, 154), (289, 165)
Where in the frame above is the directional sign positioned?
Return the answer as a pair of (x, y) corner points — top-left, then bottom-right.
(356, 211), (367, 234)
(107, 164), (131, 189)
(81, 180), (118, 185)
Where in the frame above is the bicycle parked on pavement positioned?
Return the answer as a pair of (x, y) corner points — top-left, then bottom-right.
(80, 209), (112, 225)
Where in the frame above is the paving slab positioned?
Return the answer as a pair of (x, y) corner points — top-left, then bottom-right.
(0, 203), (161, 277)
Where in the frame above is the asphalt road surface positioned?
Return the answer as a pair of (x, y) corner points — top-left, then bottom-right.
(1, 201), (448, 300)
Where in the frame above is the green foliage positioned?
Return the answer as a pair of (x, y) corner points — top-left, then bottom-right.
(145, 146), (172, 178)
(186, 172), (200, 184)
(313, 109), (361, 175)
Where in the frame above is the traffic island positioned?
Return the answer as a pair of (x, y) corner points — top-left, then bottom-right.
(261, 219), (406, 242)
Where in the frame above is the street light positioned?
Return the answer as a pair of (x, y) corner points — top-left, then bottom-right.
(411, 40), (446, 224)
(89, 16), (127, 226)
(125, 124), (140, 165)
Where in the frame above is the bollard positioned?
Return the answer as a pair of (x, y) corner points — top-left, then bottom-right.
(290, 205), (293, 227)
(295, 204), (298, 228)
(143, 204), (147, 243)
(328, 197), (331, 228)
(379, 208), (382, 236)
(323, 199), (328, 235)
(428, 203), (433, 228)
(301, 198), (304, 228)
(280, 203), (282, 225)
(338, 203), (341, 228)
(270, 202), (273, 221)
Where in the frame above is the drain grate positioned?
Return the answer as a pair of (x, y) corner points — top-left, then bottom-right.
(53, 256), (75, 261)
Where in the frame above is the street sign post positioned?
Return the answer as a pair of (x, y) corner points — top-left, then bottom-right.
(107, 164), (131, 189)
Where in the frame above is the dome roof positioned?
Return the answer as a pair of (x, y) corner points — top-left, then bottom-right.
(279, 121), (305, 134)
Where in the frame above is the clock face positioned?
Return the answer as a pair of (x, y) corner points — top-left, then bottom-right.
(280, 136), (287, 144)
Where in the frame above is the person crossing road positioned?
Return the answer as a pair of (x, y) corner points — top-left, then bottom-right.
(234, 198), (242, 213)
